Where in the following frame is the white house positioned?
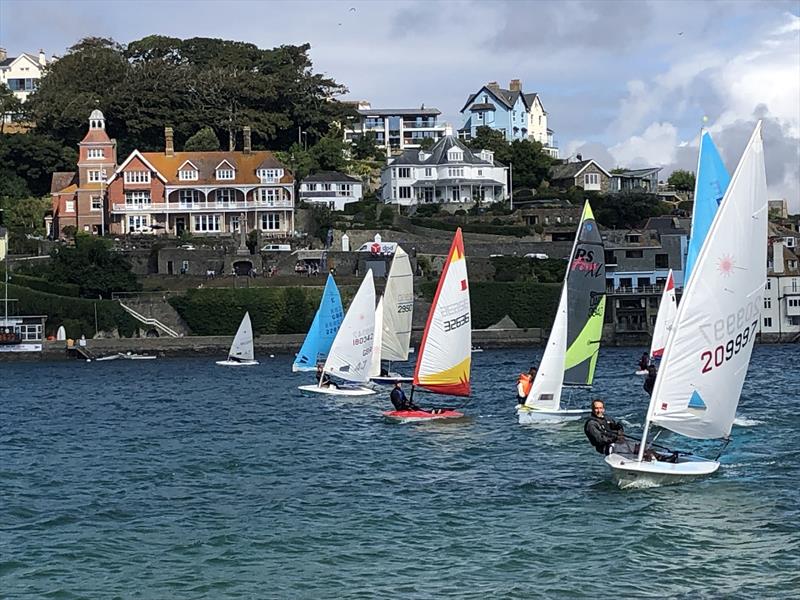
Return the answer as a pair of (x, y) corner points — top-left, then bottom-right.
(342, 101), (449, 155)
(381, 135), (508, 206)
(299, 171), (363, 211)
(0, 48), (49, 121)
(762, 239), (800, 341)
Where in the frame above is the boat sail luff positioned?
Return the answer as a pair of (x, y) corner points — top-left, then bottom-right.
(229, 311), (255, 361)
(649, 269), (676, 360)
(292, 274), (344, 372)
(369, 296), (385, 378)
(645, 122), (767, 440)
(413, 228), (471, 396)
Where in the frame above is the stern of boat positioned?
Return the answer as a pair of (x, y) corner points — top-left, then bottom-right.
(605, 451), (720, 490)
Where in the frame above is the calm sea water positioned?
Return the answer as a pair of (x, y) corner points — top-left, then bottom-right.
(1, 346), (798, 599)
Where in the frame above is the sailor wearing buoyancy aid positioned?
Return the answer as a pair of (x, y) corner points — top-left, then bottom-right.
(516, 367), (537, 402)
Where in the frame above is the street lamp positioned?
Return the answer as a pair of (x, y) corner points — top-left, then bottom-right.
(301, 131), (308, 151)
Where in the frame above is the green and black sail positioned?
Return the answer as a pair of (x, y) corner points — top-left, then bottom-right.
(563, 202), (606, 386)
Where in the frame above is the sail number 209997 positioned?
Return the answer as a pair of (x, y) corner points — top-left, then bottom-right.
(700, 319), (757, 374)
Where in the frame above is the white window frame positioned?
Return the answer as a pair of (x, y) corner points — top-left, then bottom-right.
(179, 169), (198, 181)
(124, 171), (151, 184)
(193, 214), (221, 232)
(764, 297), (771, 309)
(260, 212), (281, 231)
(87, 148), (104, 160)
(125, 191), (151, 207)
(448, 167), (464, 177)
(397, 167), (411, 179)
(65, 200), (75, 213)
(424, 168), (432, 177)
(448, 149), (463, 162)
(763, 317), (773, 328)
(215, 189), (233, 205)
(257, 188), (279, 205)
(216, 168), (235, 181)
(179, 189), (199, 206)
(87, 169), (106, 183)
(258, 168), (283, 183)
(398, 186), (412, 199)
(128, 215), (149, 231)
(339, 184), (352, 196)
(91, 196), (102, 211)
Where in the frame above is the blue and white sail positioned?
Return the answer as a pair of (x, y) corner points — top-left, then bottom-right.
(292, 274), (344, 372)
(685, 130), (730, 284)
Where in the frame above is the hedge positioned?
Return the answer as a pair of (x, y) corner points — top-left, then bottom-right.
(5, 283), (139, 338)
(5, 272), (80, 297)
(410, 217), (532, 238)
(419, 281), (561, 329)
(168, 286), (360, 335)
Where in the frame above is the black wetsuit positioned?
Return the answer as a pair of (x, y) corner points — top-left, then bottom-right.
(643, 369), (657, 396)
(390, 387), (418, 411)
(584, 414), (624, 455)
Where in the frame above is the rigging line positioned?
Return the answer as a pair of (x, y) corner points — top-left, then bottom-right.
(714, 437), (732, 461)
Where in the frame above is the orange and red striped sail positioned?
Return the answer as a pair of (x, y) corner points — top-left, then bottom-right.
(413, 228), (471, 396)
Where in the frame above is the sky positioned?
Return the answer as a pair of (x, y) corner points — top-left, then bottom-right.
(2, 0), (799, 211)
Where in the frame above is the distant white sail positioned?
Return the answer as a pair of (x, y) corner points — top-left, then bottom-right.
(525, 285), (568, 411)
(381, 246), (414, 362)
(228, 312), (255, 362)
(649, 269), (677, 361)
(369, 296), (385, 378)
(648, 122), (767, 440)
(323, 270), (376, 383)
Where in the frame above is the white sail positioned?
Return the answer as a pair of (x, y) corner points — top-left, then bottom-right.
(323, 270), (376, 383)
(649, 269), (677, 360)
(381, 246), (414, 362)
(524, 285), (568, 411)
(228, 312), (255, 362)
(369, 296), (385, 378)
(647, 122), (767, 440)
(414, 229), (471, 396)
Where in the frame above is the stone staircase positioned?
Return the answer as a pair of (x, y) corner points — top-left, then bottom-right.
(113, 292), (191, 337)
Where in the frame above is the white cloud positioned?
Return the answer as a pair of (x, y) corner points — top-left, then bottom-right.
(609, 122), (679, 167)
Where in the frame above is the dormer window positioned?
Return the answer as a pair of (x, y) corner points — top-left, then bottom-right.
(257, 168), (283, 183)
(179, 169), (198, 181)
(447, 148), (463, 162)
(215, 160), (236, 181)
(87, 148), (104, 160)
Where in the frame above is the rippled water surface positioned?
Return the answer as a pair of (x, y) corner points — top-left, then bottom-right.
(1, 346), (798, 598)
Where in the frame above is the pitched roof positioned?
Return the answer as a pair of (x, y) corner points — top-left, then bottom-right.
(81, 128), (112, 144)
(643, 216), (690, 235)
(388, 135), (499, 167)
(51, 171), (77, 194)
(137, 151), (292, 185)
(302, 171), (360, 183)
(461, 85), (537, 113)
(549, 159), (610, 180)
(357, 107), (441, 117)
(613, 168), (662, 178)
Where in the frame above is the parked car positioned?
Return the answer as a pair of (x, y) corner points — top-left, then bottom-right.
(261, 243), (291, 252)
(180, 244), (196, 250)
(524, 253), (549, 260)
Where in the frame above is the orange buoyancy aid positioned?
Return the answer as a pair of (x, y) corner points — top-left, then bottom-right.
(517, 373), (533, 398)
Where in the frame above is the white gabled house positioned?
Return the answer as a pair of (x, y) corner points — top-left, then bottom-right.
(299, 171), (363, 211)
(381, 136), (508, 206)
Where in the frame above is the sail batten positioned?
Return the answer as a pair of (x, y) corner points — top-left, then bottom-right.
(647, 122), (767, 440)
(292, 274), (344, 372)
(413, 229), (471, 396)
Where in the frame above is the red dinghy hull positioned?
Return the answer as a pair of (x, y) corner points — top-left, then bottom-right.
(383, 410), (465, 422)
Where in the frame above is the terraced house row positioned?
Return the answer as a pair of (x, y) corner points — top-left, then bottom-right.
(50, 111), (295, 239)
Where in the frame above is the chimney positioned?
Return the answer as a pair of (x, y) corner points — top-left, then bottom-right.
(164, 127), (174, 156)
(509, 79), (521, 92)
(773, 240), (785, 274)
(243, 126), (252, 154)
(576, 153), (583, 162)
(0, 48), (6, 62)
(39, 49), (46, 66)
(487, 81), (499, 90)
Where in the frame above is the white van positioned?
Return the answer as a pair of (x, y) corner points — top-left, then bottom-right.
(261, 243), (291, 252)
(524, 253), (549, 260)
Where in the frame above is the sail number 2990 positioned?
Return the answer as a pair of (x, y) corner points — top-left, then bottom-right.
(700, 319), (757, 374)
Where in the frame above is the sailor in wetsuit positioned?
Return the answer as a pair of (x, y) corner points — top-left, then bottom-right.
(315, 364), (338, 388)
(390, 381), (419, 411)
(643, 364), (657, 396)
(584, 399), (625, 455)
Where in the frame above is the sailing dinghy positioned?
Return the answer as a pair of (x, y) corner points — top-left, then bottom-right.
(370, 246), (415, 384)
(635, 269), (677, 375)
(292, 274), (344, 372)
(216, 311), (258, 366)
(606, 122), (767, 489)
(517, 201), (606, 424)
(298, 270), (377, 396)
(384, 229), (470, 422)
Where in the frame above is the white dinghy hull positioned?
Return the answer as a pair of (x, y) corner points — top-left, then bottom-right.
(605, 451), (720, 490)
(297, 384), (377, 397)
(370, 375), (414, 385)
(517, 407), (589, 424)
(216, 359), (259, 367)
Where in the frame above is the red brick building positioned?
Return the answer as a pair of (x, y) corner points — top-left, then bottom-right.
(50, 110), (117, 237)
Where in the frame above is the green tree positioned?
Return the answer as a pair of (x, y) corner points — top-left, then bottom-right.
(45, 234), (141, 298)
(0, 86), (23, 134)
(668, 169), (696, 192)
(0, 133), (77, 198)
(418, 136), (436, 150)
(309, 135), (348, 172)
(0, 197), (51, 234)
(184, 126), (221, 151)
(594, 192), (671, 229)
(351, 131), (383, 160)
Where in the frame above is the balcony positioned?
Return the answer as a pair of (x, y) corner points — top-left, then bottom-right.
(783, 286), (800, 296)
(607, 285), (665, 295)
(112, 200), (293, 213)
(402, 121), (439, 129)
